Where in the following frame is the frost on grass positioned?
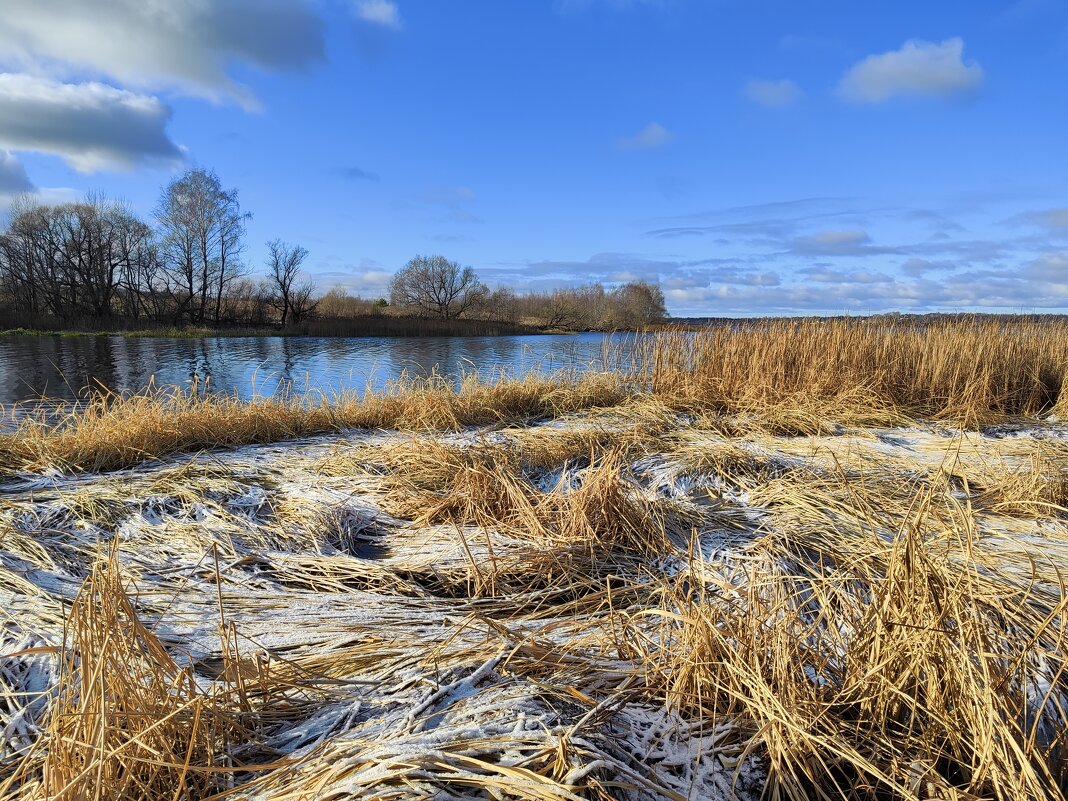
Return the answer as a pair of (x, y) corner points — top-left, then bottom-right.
(1, 408), (1067, 799)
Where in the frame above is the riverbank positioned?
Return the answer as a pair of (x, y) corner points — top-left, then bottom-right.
(2, 317), (1067, 800)
(2, 390), (1066, 800)
(0, 314), (542, 339)
(5, 315), (1068, 473)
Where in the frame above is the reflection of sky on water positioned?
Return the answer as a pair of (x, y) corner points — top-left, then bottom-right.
(0, 333), (639, 406)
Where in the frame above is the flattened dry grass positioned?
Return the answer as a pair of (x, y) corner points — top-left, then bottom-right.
(3, 553), (236, 800)
(367, 438), (675, 558)
(634, 468), (1068, 801)
(4, 315), (1068, 801)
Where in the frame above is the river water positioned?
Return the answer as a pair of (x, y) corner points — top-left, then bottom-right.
(0, 332), (639, 407)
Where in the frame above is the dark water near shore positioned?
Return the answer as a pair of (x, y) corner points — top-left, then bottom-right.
(0, 333), (637, 407)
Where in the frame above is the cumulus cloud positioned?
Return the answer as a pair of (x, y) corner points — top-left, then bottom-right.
(0, 0), (324, 109)
(617, 122), (674, 151)
(744, 79), (803, 108)
(0, 150), (34, 194)
(0, 74), (182, 172)
(838, 38), (983, 103)
(353, 0), (402, 29)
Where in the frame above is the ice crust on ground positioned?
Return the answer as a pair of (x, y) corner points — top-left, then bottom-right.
(2, 412), (1067, 799)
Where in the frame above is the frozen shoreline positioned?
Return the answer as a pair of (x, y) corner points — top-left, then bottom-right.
(2, 406), (1067, 799)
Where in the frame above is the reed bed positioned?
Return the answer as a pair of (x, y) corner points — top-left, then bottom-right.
(0, 370), (628, 474)
(644, 316), (1068, 423)
(2, 317), (1068, 800)
(4, 317), (1068, 477)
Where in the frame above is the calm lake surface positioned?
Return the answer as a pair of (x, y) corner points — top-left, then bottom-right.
(0, 332), (638, 407)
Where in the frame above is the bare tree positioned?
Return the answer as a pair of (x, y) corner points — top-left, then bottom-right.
(0, 195), (157, 321)
(213, 188), (250, 325)
(606, 281), (667, 328)
(266, 239), (311, 326)
(389, 254), (486, 319)
(156, 168), (244, 324)
(289, 279), (319, 324)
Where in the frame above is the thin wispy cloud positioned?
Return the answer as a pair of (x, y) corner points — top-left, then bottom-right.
(1011, 207), (1068, 232)
(744, 78), (803, 108)
(1040, 209), (1068, 231)
(626, 194), (1068, 314)
(415, 185), (480, 224)
(353, 0), (402, 29)
(789, 229), (900, 257)
(837, 38), (983, 103)
(617, 122), (674, 151)
(335, 166), (380, 182)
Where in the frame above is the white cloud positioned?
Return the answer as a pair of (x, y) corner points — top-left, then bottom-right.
(838, 38), (983, 103)
(617, 122), (674, 151)
(0, 0), (324, 110)
(744, 78), (803, 108)
(313, 260), (394, 296)
(0, 74), (182, 172)
(1023, 251), (1068, 283)
(0, 150), (34, 194)
(353, 0), (402, 29)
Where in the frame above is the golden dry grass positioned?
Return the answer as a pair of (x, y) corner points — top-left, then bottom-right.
(634, 465), (1068, 801)
(0, 371), (628, 474)
(4, 553), (234, 800)
(3, 316), (1068, 801)
(4, 317), (1068, 477)
(644, 316), (1068, 424)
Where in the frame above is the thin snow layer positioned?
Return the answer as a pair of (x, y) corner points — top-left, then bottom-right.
(2, 414), (1067, 798)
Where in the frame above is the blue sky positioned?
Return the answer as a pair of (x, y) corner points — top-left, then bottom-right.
(0, 0), (1066, 316)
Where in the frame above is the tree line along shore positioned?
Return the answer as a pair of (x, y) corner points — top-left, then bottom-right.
(0, 168), (666, 337)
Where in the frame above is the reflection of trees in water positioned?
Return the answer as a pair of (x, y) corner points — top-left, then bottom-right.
(386, 337), (495, 387)
(0, 332), (633, 406)
(0, 336), (121, 400)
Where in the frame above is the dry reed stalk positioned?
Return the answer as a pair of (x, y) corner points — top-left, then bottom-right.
(634, 472), (1068, 801)
(952, 449), (1068, 518)
(37, 550), (238, 800)
(643, 317), (1068, 425)
(371, 439), (673, 556)
(1, 371), (629, 475)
